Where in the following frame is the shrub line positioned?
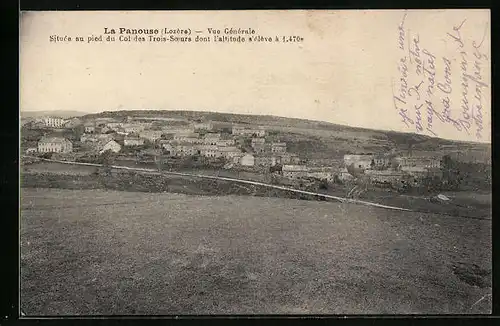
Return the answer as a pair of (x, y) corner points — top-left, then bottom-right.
(22, 155), (412, 212)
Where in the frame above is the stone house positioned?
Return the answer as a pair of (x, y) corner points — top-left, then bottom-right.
(38, 136), (73, 153)
(124, 135), (145, 146)
(282, 165), (309, 179)
(240, 154), (255, 166)
(98, 140), (122, 154)
(271, 142), (287, 154)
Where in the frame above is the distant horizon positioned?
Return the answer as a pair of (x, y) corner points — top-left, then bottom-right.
(20, 108), (491, 146)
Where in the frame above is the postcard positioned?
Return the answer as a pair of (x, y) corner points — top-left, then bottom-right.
(20, 10), (491, 315)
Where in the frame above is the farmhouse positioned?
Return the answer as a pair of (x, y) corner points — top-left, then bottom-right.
(38, 136), (73, 153)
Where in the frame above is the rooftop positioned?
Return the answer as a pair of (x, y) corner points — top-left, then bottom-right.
(282, 165), (308, 172)
(39, 136), (71, 144)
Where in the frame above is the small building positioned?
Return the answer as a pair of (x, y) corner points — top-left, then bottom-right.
(182, 137), (204, 145)
(337, 168), (355, 182)
(280, 153), (300, 165)
(204, 133), (222, 140)
(106, 122), (123, 129)
(177, 144), (198, 157)
(173, 133), (200, 142)
(122, 124), (146, 134)
(255, 155), (275, 167)
(139, 130), (163, 142)
(99, 140), (122, 154)
(271, 142), (287, 154)
(216, 139), (235, 147)
(115, 127), (129, 136)
(25, 147), (38, 154)
(84, 124), (96, 134)
(193, 121), (213, 131)
(100, 126), (112, 134)
(240, 154), (255, 166)
(160, 142), (176, 156)
(198, 145), (221, 158)
(124, 135), (145, 146)
(373, 154), (391, 169)
(251, 138), (267, 154)
(251, 138), (266, 147)
(397, 156), (442, 172)
(219, 146), (242, 159)
(282, 165), (309, 179)
(307, 167), (335, 182)
(344, 154), (374, 170)
(232, 126), (266, 137)
(38, 136), (73, 153)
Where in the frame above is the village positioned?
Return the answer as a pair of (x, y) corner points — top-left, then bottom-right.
(21, 114), (451, 194)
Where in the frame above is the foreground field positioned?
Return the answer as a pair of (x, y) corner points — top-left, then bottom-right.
(20, 188), (491, 315)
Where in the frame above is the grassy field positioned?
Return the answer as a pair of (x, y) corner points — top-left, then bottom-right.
(21, 188), (491, 315)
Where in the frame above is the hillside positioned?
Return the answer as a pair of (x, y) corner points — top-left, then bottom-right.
(21, 110), (88, 119)
(81, 110), (491, 163)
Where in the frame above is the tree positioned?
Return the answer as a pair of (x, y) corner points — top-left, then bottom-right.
(346, 163), (371, 199)
(441, 154), (461, 190)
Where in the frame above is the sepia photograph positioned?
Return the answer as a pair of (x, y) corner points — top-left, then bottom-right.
(19, 10), (491, 315)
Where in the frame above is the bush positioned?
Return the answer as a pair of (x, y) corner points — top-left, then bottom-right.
(318, 179), (329, 190)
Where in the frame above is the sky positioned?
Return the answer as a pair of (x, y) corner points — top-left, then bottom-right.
(20, 10), (491, 143)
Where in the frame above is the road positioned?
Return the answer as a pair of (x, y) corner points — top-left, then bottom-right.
(22, 156), (411, 212)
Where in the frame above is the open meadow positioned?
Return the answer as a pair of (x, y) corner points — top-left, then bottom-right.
(20, 188), (491, 315)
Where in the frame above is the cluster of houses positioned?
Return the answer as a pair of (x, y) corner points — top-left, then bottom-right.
(24, 115), (445, 187)
(278, 153), (442, 185)
(25, 116), (300, 169)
